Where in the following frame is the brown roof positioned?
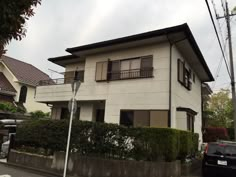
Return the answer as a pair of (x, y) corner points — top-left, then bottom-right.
(0, 72), (16, 93)
(1, 55), (50, 86)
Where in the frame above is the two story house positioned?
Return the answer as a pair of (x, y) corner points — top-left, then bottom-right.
(35, 23), (214, 141)
(0, 55), (50, 113)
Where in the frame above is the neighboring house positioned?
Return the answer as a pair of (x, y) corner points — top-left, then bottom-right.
(0, 55), (50, 113)
(35, 23), (214, 141)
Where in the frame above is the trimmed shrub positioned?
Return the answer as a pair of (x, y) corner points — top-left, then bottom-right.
(0, 102), (25, 113)
(131, 128), (180, 161)
(178, 130), (192, 160)
(15, 120), (198, 162)
(227, 128), (235, 141)
(30, 110), (50, 119)
(203, 127), (229, 142)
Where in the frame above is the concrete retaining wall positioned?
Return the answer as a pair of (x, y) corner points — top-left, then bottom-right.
(9, 150), (181, 177)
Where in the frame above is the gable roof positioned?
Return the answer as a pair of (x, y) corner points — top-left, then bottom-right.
(1, 55), (50, 87)
(0, 72), (16, 94)
(50, 23), (214, 82)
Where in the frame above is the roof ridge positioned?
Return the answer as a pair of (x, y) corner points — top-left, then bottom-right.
(2, 55), (49, 77)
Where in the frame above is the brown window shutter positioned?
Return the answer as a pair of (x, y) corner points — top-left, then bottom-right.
(101, 62), (108, 80)
(141, 55), (153, 68)
(64, 71), (75, 84)
(178, 59), (184, 84)
(95, 61), (108, 81)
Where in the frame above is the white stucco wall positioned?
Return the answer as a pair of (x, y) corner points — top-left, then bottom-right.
(22, 85), (50, 113)
(36, 42), (171, 124)
(65, 62), (85, 72)
(171, 45), (202, 141)
(176, 111), (187, 130)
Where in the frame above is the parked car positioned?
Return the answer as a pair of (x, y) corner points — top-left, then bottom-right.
(202, 141), (236, 177)
(0, 140), (9, 158)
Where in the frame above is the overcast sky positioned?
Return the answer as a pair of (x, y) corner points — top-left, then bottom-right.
(6, 0), (236, 92)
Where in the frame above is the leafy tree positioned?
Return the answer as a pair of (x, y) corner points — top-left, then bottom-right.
(0, 0), (41, 55)
(205, 89), (233, 128)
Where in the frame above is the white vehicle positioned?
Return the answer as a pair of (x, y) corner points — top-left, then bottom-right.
(1, 140), (9, 158)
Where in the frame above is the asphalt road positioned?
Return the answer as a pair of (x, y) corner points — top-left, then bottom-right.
(0, 163), (57, 177)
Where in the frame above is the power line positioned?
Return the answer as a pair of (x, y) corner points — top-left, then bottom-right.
(211, 37), (228, 89)
(205, 0), (232, 79)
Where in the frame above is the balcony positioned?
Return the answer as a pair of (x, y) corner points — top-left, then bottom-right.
(38, 71), (84, 86)
(108, 68), (153, 81)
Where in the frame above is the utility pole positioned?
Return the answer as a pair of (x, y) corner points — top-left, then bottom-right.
(217, 1), (236, 140)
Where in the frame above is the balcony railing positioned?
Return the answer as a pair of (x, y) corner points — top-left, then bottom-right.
(108, 68), (153, 81)
(38, 71), (84, 86)
(38, 77), (80, 86)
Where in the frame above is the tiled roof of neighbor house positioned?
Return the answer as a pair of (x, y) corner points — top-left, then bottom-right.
(0, 72), (16, 93)
(1, 55), (50, 87)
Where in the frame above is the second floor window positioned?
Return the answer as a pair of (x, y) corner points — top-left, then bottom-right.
(95, 55), (153, 81)
(64, 70), (84, 83)
(19, 86), (27, 103)
(178, 59), (192, 90)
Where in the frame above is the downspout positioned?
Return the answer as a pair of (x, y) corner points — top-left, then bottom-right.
(166, 35), (188, 128)
(168, 40), (173, 127)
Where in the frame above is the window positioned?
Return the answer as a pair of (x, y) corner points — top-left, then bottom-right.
(187, 114), (194, 132)
(177, 59), (192, 90)
(64, 70), (84, 83)
(104, 55), (153, 81)
(120, 111), (134, 127)
(74, 71), (84, 82)
(120, 110), (168, 128)
(120, 59), (141, 78)
(141, 56), (153, 77)
(61, 107), (80, 120)
(96, 109), (105, 123)
(19, 86), (27, 103)
(184, 69), (192, 90)
(95, 61), (108, 81)
(110, 60), (120, 80)
(150, 110), (168, 127)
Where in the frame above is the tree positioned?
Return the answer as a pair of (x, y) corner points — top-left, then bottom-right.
(0, 0), (41, 55)
(205, 89), (233, 128)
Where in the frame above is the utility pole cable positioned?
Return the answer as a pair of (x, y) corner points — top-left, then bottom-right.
(217, 0), (236, 140)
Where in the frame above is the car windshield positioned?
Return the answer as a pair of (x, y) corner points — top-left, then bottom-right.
(208, 144), (236, 156)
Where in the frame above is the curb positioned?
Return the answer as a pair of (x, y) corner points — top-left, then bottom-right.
(0, 161), (64, 177)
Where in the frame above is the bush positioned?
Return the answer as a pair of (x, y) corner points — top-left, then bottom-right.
(30, 110), (50, 119)
(15, 120), (198, 162)
(203, 127), (229, 142)
(227, 128), (235, 141)
(0, 102), (26, 113)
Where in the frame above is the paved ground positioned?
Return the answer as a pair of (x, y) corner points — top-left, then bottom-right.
(0, 163), (57, 177)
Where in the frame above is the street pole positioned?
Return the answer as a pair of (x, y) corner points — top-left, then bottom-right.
(63, 81), (80, 177)
(225, 2), (236, 141)
(217, 1), (236, 140)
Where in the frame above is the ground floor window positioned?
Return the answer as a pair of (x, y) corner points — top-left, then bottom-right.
(96, 109), (105, 123)
(187, 113), (194, 132)
(60, 107), (80, 120)
(120, 110), (169, 128)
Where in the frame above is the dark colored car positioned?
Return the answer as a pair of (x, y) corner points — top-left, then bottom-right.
(202, 141), (236, 177)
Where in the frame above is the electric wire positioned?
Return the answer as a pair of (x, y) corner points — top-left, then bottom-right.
(205, 0), (232, 79)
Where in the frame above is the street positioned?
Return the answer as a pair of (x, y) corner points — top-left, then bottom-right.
(0, 163), (57, 177)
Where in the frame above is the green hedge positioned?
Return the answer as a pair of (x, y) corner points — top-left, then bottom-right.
(227, 128), (235, 141)
(0, 102), (25, 113)
(15, 120), (198, 162)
